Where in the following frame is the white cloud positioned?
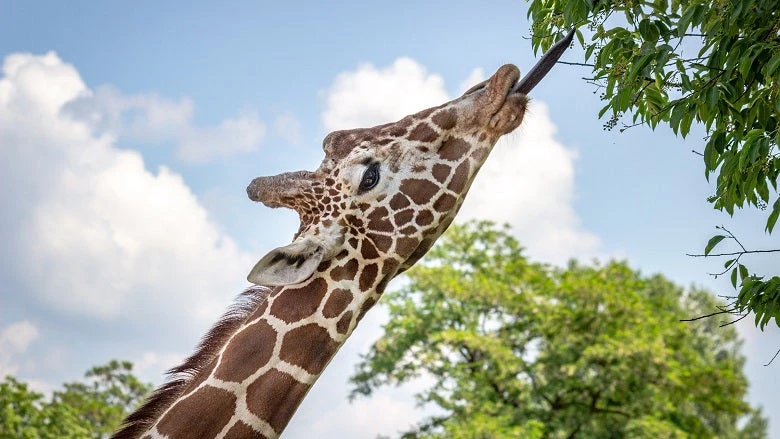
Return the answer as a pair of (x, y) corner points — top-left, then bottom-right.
(0, 321), (39, 376)
(274, 112), (303, 145)
(321, 58), (600, 264)
(64, 84), (266, 163)
(458, 67), (485, 95)
(322, 57), (449, 131)
(0, 52), (253, 324)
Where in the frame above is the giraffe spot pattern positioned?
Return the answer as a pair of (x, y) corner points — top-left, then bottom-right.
(270, 278), (328, 324)
(431, 163), (450, 183)
(246, 369), (310, 433)
(279, 323), (340, 375)
(323, 288), (353, 318)
(438, 137), (470, 161)
(447, 161), (470, 193)
(336, 311), (353, 334)
(433, 193), (457, 212)
(394, 209), (414, 226)
(388, 193), (410, 210)
(330, 258), (359, 281)
(223, 421), (266, 439)
(399, 179), (439, 205)
(360, 239), (380, 259)
(432, 109), (458, 130)
(407, 122), (438, 143)
(157, 386), (236, 438)
(359, 263), (378, 291)
(214, 319), (277, 383)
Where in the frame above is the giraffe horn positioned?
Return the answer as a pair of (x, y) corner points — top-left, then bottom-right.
(247, 170), (315, 209)
(512, 28), (576, 95)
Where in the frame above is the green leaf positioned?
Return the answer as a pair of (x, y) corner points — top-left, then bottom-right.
(705, 235), (726, 255)
(731, 267), (739, 288)
(767, 198), (780, 233)
(739, 264), (749, 281)
(765, 53), (780, 77)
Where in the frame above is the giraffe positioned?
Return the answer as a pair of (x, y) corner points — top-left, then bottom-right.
(114, 31), (574, 439)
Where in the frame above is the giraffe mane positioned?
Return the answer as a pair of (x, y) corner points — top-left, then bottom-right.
(112, 286), (272, 439)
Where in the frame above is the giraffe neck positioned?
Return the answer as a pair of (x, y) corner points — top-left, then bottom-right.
(146, 249), (396, 439)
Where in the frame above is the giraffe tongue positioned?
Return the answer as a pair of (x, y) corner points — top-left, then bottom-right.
(512, 29), (575, 95)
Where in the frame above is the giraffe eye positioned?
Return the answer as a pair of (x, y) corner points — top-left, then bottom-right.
(358, 162), (381, 192)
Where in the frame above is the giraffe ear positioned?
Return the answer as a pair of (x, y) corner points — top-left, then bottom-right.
(247, 238), (325, 286)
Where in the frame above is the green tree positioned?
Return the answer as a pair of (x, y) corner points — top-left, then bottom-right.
(0, 376), (89, 439)
(350, 222), (767, 438)
(1, 360), (151, 438)
(53, 360), (152, 438)
(524, 0), (780, 330)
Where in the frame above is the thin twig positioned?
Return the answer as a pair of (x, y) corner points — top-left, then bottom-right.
(559, 61), (595, 67)
(681, 309), (737, 322)
(765, 348), (780, 366)
(687, 249), (780, 257)
(720, 313), (749, 327)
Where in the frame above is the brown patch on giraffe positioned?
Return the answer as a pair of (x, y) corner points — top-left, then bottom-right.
(359, 263), (379, 291)
(407, 123), (438, 143)
(394, 209), (414, 226)
(367, 206), (392, 232)
(432, 163), (451, 183)
(224, 421), (266, 439)
(415, 106), (438, 119)
(395, 236), (421, 257)
(438, 137), (470, 161)
(400, 179), (439, 205)
(157, 386), (236, 438)
(246, 369), (310, 434)
(367, 233), (393, 252)
(279, 324), (340, 375)
(348, 237), (359, 249)
(336, 311), (354, 335)
(389, 193), (410, 210)
(433, 193), (457, 212)
(432, 109), (457, 130)
(376, 138), (393, 145)
(447, 161), (470, 193)
(357, 297), (377, 321)
(323, 288), (353, 318)
(478, 132), (488, 142)
(270, 278), (328, 324)
(415, 210), (434, 226)
(360, 239), (380, 259)
(388, 126), (407, 137)
(316, 259), (332, 272)
(412, 164), (426, 173)
(214, 319), (277, 382)
(330, 258), (359, 282)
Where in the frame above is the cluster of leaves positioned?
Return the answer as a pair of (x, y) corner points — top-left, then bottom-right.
(0, 360), (151, 439)
(351, 222), (767, 438)
(525, 0), (780, 329)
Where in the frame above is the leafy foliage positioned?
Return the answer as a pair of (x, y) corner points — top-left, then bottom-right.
(1, 360), (151, 438)
(524, 0), (780, 329)
(351, 222), (767, 438)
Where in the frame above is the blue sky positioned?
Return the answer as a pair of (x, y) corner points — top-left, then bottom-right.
(1, 1), (778, 437)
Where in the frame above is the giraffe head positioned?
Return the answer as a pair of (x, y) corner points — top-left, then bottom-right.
(246, 64), (527, 286)
(246, 31), (574, 288)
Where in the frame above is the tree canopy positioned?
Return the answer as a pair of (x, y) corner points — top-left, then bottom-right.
(350, 222), (767, 438)
(0, 360), (151, 439)
(524, 0), (780, 331)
